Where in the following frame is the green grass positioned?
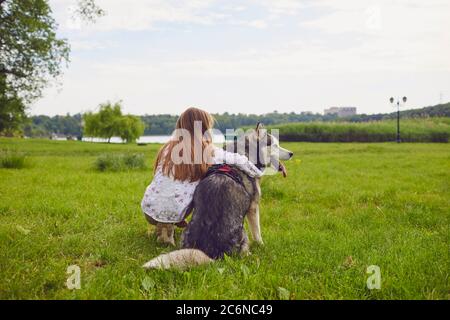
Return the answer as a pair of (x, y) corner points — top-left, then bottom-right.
(268, 118), (450, 142)
(94, 153), (146, 172)
(0, 152), (27, 169)
(0, 138), (449, 299)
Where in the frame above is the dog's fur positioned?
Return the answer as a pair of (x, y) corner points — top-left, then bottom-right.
(143, 123), (293, 269)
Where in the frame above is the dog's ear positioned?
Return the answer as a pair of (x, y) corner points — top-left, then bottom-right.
(255, 122), (266, 139)
(255, 122), (264, 132)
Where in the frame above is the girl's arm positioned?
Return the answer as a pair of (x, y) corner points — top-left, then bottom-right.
(212, 146), (263, 178)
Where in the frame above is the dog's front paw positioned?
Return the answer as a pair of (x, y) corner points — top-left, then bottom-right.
(240, 249), (251, 257)
(253, 238), (264, 246)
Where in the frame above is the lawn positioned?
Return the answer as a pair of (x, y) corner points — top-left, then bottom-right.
(0, 138), (448, 299)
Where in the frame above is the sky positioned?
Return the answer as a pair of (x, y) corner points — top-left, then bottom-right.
(32, 0), (450, 116)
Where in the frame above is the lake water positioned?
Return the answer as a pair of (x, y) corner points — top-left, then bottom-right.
(82, 134), (226, 144)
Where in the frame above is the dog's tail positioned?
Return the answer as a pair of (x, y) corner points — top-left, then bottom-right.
(142, 249), (213, 270)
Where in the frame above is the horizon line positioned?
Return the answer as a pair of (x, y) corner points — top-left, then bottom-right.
(27, 101), (449, 117)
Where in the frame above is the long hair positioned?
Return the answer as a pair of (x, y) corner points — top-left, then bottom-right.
(154, 107), (215, 182)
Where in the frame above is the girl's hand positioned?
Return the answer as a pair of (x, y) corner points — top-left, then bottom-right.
(247, 162), (263, 177)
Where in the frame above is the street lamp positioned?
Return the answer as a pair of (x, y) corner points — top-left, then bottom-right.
(390, 96), (407, 143)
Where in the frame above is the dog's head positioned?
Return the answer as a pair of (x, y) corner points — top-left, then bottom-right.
(228, 122), (293, 177)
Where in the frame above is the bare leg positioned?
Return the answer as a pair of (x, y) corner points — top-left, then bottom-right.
(156, 223), (175, 246)
(144, 214), (157, 237)
(247, 202), (263, 245)
(144, 214), (175, 246)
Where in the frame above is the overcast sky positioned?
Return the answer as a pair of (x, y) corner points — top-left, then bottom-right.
(32, 0), (450, 116)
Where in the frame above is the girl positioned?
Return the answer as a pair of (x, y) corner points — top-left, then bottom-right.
(141, 107), (262, 246)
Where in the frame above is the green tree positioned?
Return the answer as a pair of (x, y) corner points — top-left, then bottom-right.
(0, 91), (27, 136)
(0, 0), (70, 103)
(83, 101), (145, 143)
(83, 101), (121, 143)
(97, 101), (122, 142)
(116, 115), (145, 143)
(0, 73), (26, 136)
(0, 0), (103, 135)
(73, 0), (105, 24)
(82, 112), (101, 139)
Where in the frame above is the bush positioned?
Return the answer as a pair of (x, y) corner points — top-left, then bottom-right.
(123, 154), (146, 169)
(0, 152), (27, 169)
(95, 153), (146, 172)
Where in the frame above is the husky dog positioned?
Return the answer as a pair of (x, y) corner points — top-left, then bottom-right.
(143, 123), (293, 269)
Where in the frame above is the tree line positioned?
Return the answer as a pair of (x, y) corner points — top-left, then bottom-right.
(18, 102), (450, 140)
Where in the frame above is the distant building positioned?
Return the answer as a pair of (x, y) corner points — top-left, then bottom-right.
(324, 107), (357, 117)
(50, 133), (79, 141)
(300, 111), (313, 115)
(50, 133), (67, 141)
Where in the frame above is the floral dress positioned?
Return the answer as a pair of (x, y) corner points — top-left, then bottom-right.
(141, 146), (262, 223)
